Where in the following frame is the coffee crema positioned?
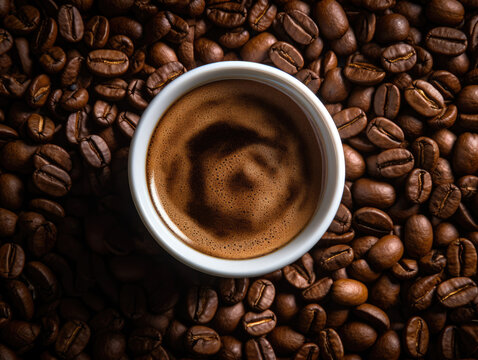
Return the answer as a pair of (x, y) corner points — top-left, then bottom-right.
(146, 79), (323, 259)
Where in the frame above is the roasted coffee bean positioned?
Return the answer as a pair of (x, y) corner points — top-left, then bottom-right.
(186, 286), (218, 324)
(344, 61), (385, 86)
(366, 117), (404, 149)
(373, 148), (415, 178)
(318, 328), (344, 360)
(26, 114), (55, 144)
(93, 100), (118, 127)
(0, 29), (13, 55)
(320, 67), (350, 103)
(405, 169), (432, 204)
(4, 5), (40, 35)
(297, 303), (326, 335)
(55, 320), (90, 358)
(295, 69), (321, 93)
(27, 74), (51, 108)
(268, 326), (305, 355)
(40, 47), (66, 74)
(1, 320), (40, 350)
(343, 144), (366, 181)
(453, 133), (478, 175)
(403, 316), (429, 358)
(331, 279), (368, 306)
(116, 111), (139, 138)
(66, 110), (89, 145)
(446, 238), (477, 277)
(0, 243), (25, 279)
(367, 234), (403, 271)
(405, 80), (445, 117)
(333, 107), (367, 139)
(353, 207), (393, 236)
(376, 13), (410, 43)
(294, 343), (319, 360)
(269, 41), (303, 75)
(33, 18), (58, 54)
(213, 302), (245, 334)
(185, 325), (220, 355)
(24, 261), (59, 302)
(411, 137), (439, 172)
(84, 15), (110, 49)
(247, 279), (275, 311)
(33, 164), (71, 198)
(58, 5), (84, 43)
(86, 50), (129, 77)
(219, 28), (249, 49)
(283, 253), (315, 289)
(301, 277), (333, 302)
(373, 83), (401, 119)
(429, 183), (461, 219)
(242, 309), (277, 336)
(94, 78), (128, 101)
(80, 135), (111, 168)
(381, 43), (417, 73)
(408, 273), (443, 311)
(5, 279), (34, 320)
(314, 0), (348, 40)
(34, 144), (72, 172)
(146, 62), (186, 97)
(245, 337), (275, 360)
(218, 278), (249, 304)
(425, 27), (467, 56)
(340, 321), (377, 352)
(318, 245), (353, 272)
(206, 0), (247, 29)
(195, 37), (224, 63)
(437, 277), (478, 308)
(281, 10), (318, 45)
(248, 0), (276, 32)
(60, 88), (89, 111)
(108, 34), (134, 57)
(404, 214), (433, 258)
(353, 303), (390, 332)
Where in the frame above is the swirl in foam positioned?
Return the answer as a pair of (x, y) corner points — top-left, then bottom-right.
(146, 79), (323, 259)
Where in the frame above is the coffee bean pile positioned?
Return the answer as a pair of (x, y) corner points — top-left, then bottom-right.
(0, 0), (477, 359)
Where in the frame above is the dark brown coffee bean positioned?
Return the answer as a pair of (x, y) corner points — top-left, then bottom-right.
(437, 277), (478, 308)
(427, 105), (458, 129)
(26, 114), (55, 144)
(293, 343), (319, 360)
(248, 0), (276, 32)
(403, 316), (429, 358)
(195, 37), (224, 63)
(281, 10), (317, 45)
(427, 0), (464, 26)
(80, 135), (111, 168)
(0, 29), (13, 55)
(33, 165), (72, 198)
(186, 286), (218, 324)
(0, 301), (11, 328)
(146, 62), (186, 97)
(0, 208), (17, 238)
(408, 273), (443, 311)
(34, 144), (72, 172)
(86, 50), (130, 78)
(84, 15), (110, 48)
(94, 78), (128, 101)
(340, 321), (377, 352)
(425, 27), (467, 56)
(245, 337), (276, 360)
(353, 207), (393, 236)
(127, 79), (149, 110)
(219, 27), (249, 49)
(24, 261), (58, 303)
(301, 277), (333, 302)
(268, 326), (305, 355)
(0, 243), (25, 279)
(381, 43), (417, 73)
(55, 320), (90, 358)
(367, 234), (404, 271)
(404, 214), (433, 258)
(33, 18), (58, 54)
(411, 137), (440, 171)
(347, 86), (374, 113)
(333, 107), (367, 139)
(318, 328), (344, 360)
(376, 13), (410, 43)
(374, 148), (415, 178)
(269, 41), (304, 75)
(5, 279), (34, 321)
(344, 144), (366, 181)
(297, 303), (326, 335)
(343, 61), (385, 86)
(283, 253), (315, 289)
(116, 111), (139, 139)
(27, 74), (51, 108)
(242, 309), (277, 336)
(331, 279), (368, 306)
(247, 279), (275, 311)
(108, 34), (134, 57)
(431, 157), (455, 185)
(373, 83), (400, 119)
(429, 183), (461, 219)
(405, 79), (445, 117)
(4, 5), (40, 35)
(439, 325), (462, 360)
(218, 278), (249, 305)
(60, 88), (89, 112)
(213, 302), (244, 334)
(185, 325), (220, 356)
(1, 320), (40, 350)
(453, 133), (478, 175)
(318, 245), (353, 272)
(320, 67), (350, 103)
(39, 47), (67, 74)
(295, 69), (321, 94)
(314, 0), (348, 40)
(405, 168), (432, 204)
(206, 0), (247, 28)
(66, 110), (89, 145)
(93, 100), (118, 127)
(353, 303), (390, 332)
(366, 117), (404, 149)
(391, 258), (418, 281)
(58, 5), (84, 43)
(447, 238), (477, 277)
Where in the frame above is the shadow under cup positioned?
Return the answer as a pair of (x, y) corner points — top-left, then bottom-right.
(129, 61), (345, 277)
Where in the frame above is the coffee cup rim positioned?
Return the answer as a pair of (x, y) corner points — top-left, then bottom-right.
(129, 61), (345, 277)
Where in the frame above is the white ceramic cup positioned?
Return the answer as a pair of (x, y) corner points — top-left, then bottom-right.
(129, 61), (345, 277)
